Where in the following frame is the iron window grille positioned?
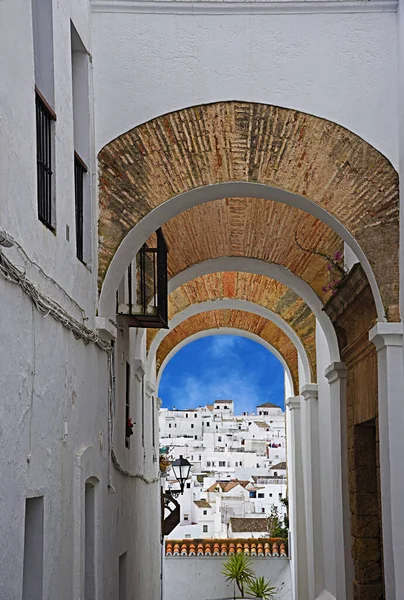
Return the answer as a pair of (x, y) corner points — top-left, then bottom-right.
(35, 88), (56, 230)
(117, 228), (168, 328)
(74, 152), (87, 262)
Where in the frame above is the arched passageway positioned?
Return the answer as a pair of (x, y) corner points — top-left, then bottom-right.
(97, 101), (402, 600)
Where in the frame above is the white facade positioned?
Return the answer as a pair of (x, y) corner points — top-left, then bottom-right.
(161, 401), (287, 538)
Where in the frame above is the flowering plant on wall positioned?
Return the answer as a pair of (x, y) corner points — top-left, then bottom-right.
(294, 232), (348, 296)
(126, 417), (134, 438)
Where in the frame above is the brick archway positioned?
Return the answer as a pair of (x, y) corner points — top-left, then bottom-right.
(98, 102), (399, 320)
(147, 271), (316, 381)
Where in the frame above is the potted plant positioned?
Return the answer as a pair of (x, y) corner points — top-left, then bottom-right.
(220, 554), (277, 599)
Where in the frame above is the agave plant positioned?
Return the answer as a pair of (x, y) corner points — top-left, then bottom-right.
(246, 576), (277, 599)
(221, 554), (255, 597)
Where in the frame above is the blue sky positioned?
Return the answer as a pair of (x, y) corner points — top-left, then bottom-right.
(158, 335), (285, 413)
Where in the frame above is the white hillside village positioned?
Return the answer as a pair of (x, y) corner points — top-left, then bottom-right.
(159, 399), (287, 540)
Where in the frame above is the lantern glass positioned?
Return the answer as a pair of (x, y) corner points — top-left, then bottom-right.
(172, 455), (191, 493)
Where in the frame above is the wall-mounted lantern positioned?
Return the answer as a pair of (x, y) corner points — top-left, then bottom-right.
(117, 228), (168, 328)
(171, 455), (192, 494)
(161, 455), (191, 536)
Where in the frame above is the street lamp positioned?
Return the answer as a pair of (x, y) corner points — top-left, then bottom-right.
(171, 455), (191, 494)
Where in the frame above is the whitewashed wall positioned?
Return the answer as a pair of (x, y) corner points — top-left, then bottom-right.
(0, 1), (162, 598)
(164, 556), (291, 600)
(91, 6), (398, 166)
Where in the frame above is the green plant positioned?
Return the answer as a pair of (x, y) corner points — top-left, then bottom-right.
(267, 505), (288, 539)
(246, 576), (277, 599)
(222, 554), (255, 597)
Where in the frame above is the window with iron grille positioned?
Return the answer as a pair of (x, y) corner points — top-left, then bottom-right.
(74, 152), (87, 262)
(35, 89), (56, 230)
(125, 362), (130, 448)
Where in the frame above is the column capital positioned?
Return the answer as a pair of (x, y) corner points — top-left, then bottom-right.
(286, 396), (301, 411)
(300, 383), (318, 401)
(134, 358), (145, 381)
(325, 361), (347, 383)
(369, 322), (403, 351)
(145, 380), (156, 398)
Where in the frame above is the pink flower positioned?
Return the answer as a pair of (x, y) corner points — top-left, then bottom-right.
(327, 264), (332, 271)
(334, 251), (342, 261)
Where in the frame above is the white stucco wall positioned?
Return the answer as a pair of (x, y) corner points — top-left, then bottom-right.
(0, 2), (162, 598)
(92, 8), (398, 166)
(164, 556), (290, 600)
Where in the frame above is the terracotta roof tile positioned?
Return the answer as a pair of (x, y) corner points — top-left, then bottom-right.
(229, 517), (268, 533)
(165, 538), (288, 557)
(257, 402), (280, 409)
(194, 499), (211, 508)
(272, 462), (287, 470)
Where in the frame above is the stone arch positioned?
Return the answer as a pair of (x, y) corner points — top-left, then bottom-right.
(152, 307), (299, 393)
(156, 327), (294, 396)
(147, 298), (312, 387)
(98, 102), (399, 321)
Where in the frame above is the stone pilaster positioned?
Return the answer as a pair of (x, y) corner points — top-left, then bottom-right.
(301, 384), (324, 599)
(369, 323), (404, 600)
(286, 396), (308, 600)
(325, 362), (353, 600)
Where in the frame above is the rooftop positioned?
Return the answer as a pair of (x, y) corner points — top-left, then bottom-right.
(165, 538), (287, 557)
(257, 402), (281, 409)
(207, 480), (250, 493)
(229, 517), (269, 533)
(272, 462), (287, 470)
(194, 499), (211, 508)
(214, 400), (234, 404)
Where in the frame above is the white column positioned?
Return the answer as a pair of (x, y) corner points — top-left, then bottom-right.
(301, 384), (323, 599)
(286, 396), (308, 600)
(324, 362), (353, 600)
(369, 323), (404, 600)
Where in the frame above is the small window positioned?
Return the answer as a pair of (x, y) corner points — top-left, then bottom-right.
(274, 472), (278, 477)
(23, 496), (44, 600)
(186, 483), (191, 489)
(203, 525), (208, 533)
(169, 423), (171, 428)
(269, 493), (272, 497)
(218, 436), (222, 442)
(207, 461), (211, 467)
(199, 455), (202, 461)
(211, 462), (215, 467)
(256, 463), (260, 468)
(125, 362), (130, 449)
(258, 493), (264, 498)
(249, 491), (256, 499)
(194, 414), (197, 418)
(239, 461), (242, 466)
(219, 461), (225, 467)
(185, 534), (191, 539)
(279, 493), (282, 499)
(191, 424), (194, 429)
(262, 507), (265, 513)
(203, 510), (208, 515)
(216, 425), (218, 430)
(206, 422), (210, 427)
(184, 514), (189, 521)
(235, 462), (238, 467)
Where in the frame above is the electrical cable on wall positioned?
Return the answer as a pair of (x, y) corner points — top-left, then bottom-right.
(0, 248), (111, 353)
